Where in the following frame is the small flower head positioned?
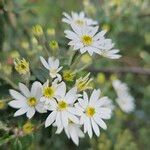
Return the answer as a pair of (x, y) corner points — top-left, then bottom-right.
(47, 28), (55, 36)
(65, 25), (106, 55)
(14, 58), (29, 75)
(97, 73), (106, 84)
(49, 40), (59, 50)
(63, 70), (75, 81)
(0, 100), (6, 110)
(81, 53), (92, 64)
(23, 122), (35, 134)
(75, 73), (93, 92)
(32, 24), (43, 36)
(9, 81), (46, 119)
(75, 90), (112, 138)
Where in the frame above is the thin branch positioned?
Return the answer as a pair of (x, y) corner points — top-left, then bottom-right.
(88, 67), (150, 75)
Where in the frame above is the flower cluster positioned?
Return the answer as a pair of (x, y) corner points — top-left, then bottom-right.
(63, 12), (121, 58)
(8, 11), (134, 146)
(9, 57), (112, 145)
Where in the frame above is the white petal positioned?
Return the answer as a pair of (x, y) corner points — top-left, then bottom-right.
(40, 56), (49, 69)
(61, 111), (68, 127)
(89, 89), (101, 106)
(31, 81), (42, 98)
(45, 111), (57, 127)
(26, 107), (35, 119)
(65, 87), (77, 104)
(55, 82), (66, 99)
(55, 112), (62, 127)
(14, 107), (27, 117)
(70, 127), (79, 145)
(9, 89), (26, 101)
(19, 83), (30, 97)
(91, 118), (100, 136)
(85, 117), (93, 138)
(9, 100), (27, 109)
(93, 116), (107, 130)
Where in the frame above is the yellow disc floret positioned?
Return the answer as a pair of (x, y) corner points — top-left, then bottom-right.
(14, 58), (29, 75)
(86, 107), (95, 117)
(58, 101), (68, 111)
(43, 86), (55, 98)
(27, 97), (37, 107)
(82, 35), (93, 46)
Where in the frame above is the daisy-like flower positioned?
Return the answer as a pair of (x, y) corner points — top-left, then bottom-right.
(65, 25), (107, 55)
(112, 79), (135, 113)
(9, 82), (46, 119)
(40, 80), (64, 105)
(62, 11), (97, 27)
(55, 121), (84, 146)
(99, 39), (121, 59)
(40, 56), (62, 80)
(45, 82), (79, 128)
(75, 89), (112, 138)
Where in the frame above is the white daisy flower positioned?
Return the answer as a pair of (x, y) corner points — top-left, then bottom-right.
(55, 122), (84, 146)
(75, 89), (112, 138)
(62, 11), (97, 27)
(40, 56), (62, 80)
(45, 82), (79, 128)
(40, 80), (66, 106)
(9, 81), (46, 119)
(112, 79), (135, 113)
(99, 39), (121, 59)
(65, 25), (107, 55)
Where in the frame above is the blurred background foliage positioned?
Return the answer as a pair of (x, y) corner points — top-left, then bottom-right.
(0, 0), (150, 149)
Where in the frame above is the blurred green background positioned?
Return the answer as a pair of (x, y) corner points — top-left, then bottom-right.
(0, 0), (150, 149)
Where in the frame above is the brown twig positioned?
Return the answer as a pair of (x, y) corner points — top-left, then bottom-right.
(88, 67), (150, 75)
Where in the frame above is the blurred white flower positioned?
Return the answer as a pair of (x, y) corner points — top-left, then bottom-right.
(62, 11), (97, 27)
(45, 82), (79, 128)
(65, 25), (108, 55)
(112, 79), (135, 113)
(55, 122), (84, 146)
(99, 39), (121, 59)
(75, 89), (112, 138)
(9, 82), (46, 119)
(40, 56), (62, 80)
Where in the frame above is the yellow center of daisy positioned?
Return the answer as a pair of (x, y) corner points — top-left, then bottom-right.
(58, 101), (68, 111)
(27, 97), (37, 107)
(86, 107), (95, 117)
(82, 35), (93, 46)
(75, 19), (84, 26)
(43, 86), (55, 98)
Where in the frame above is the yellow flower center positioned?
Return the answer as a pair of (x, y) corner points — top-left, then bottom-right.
(58, 101), (68, 111)
(43, 86), (55, 98)
(82, 35), (93, 46)
(27, 97), (37, 107)
(86, 107), (95, 117)
(15, 58), (29, 75)
(75, 19), (85, 26)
